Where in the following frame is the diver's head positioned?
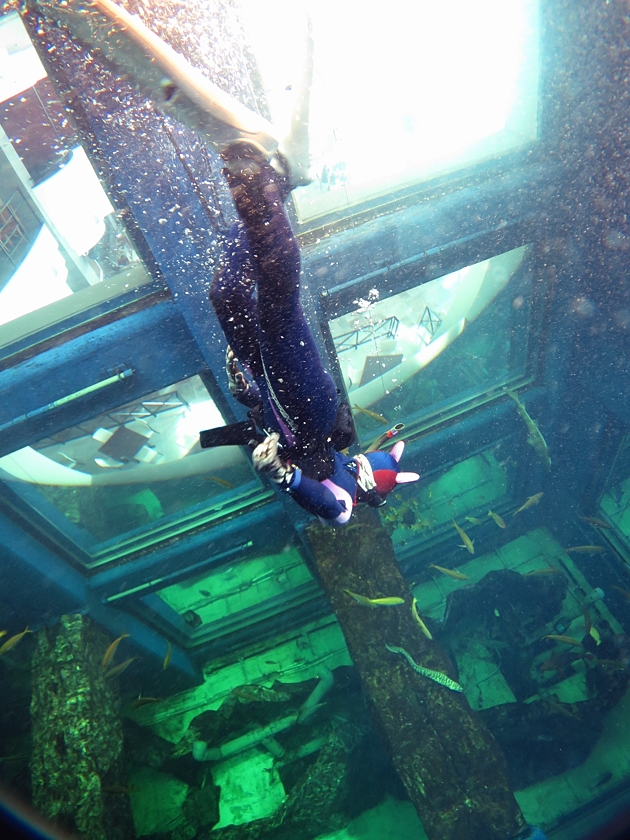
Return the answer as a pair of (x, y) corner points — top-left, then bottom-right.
(356, 441), (419, 507)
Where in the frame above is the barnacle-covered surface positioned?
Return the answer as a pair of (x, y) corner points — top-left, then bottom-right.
(30, 614), (133, 840)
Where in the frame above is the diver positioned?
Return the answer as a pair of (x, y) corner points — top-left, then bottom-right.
(197, 16), (419, 524)
(202, 137), (420, 524)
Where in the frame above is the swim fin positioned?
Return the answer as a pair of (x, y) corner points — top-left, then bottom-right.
(36, 0), (313, 188)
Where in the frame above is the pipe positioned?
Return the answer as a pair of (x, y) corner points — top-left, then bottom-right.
(0, 368), (133, 433)
(298, 665), (334, 723)
(192, 666), (335, 762)
(193, 713), (298, 762)
(261, 736), (285, 759)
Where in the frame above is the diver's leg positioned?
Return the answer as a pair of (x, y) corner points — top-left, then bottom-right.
(209, 222), (263, 380)
(221, 144), (337, 441)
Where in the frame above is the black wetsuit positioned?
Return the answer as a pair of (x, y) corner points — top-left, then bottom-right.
(209, 152), (365, 522)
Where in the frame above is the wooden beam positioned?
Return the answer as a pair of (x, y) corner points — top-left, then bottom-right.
(305, 507), (525, 840)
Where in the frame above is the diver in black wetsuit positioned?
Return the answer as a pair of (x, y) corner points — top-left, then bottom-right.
(204, 139), (420, 524)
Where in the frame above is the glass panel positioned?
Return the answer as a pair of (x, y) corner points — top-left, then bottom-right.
(600, 435), (630, 545)
(0, 12), (154, 349)
(329, 245), (533, 444)
(382, 447), (510, 556)
(154, 547), (318, 646)
(239, 0), (539, 224)
(0, 374), (264, 565)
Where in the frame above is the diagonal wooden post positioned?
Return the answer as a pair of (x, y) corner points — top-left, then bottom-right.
(305, 507), (526, 840)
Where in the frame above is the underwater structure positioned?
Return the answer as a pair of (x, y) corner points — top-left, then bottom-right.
(306, 509), (525, 840)
(31, 615), (133, 840)
(0, 1), (630, 839)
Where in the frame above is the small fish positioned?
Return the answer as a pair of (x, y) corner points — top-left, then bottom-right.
(203, 475), (235, 489)
(580, 516), (611, 530)
(565, 545), (606, 554)
(545, 698), (579, 720)
(542, 634), (584, 647)
(102, 633), (130, 670)
(524, 567), (563, 576)
(199, 590), (211, 597)
(451, 520), (474, 554)
(35, 0), (281, 160)
(231, 686), (262, 703)
(540, 651), (581, 674)
(385, 644), (463, 692)
(0, 627), (32, 656)
(591, 771), (613, 789)
(429, 564), (470, 581)
(352, 404), (389, 425)
(105, 656), (139, 679)
(411, 598), (433, 640)
(162, 642), (172, 670)
(504, 389), (551, 470)
(465, 516), (483, 526)
(0, 631), (7, 639)
(488, 510), (506, 529)
(513, 492), (544, 516)
(612, 585), (630, 601)
(343, 589), (405, 607)
(130, 696), (162, 709)
(589, 625), (601, 646)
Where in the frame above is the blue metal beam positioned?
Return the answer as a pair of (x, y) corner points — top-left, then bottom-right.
(25, 10), (239, 415)
(0, 507), (197, 676)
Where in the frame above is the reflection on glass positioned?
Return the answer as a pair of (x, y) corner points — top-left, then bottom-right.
(239, 0), (539, 222)
(0, 11), (153, 346)
(0, 375), (262, 563)
(329, 245), (531, 442)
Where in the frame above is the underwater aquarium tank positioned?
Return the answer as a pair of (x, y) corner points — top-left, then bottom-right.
(1, 1), (630, 839)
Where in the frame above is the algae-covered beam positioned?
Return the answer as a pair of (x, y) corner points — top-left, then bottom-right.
(305, 507), (525, 840)
(30, 614), (134, 840)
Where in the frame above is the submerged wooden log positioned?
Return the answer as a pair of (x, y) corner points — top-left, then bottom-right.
(305, 507), (526, 840)
(30, 614), (133, 840)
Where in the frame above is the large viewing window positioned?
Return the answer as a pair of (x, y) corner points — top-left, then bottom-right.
(0, 375), (266, 566)
(328, 245), (535, 445)
(239, 0), (540, 224)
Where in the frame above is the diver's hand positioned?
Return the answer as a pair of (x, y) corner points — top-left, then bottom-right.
(252, 433), (295, 486)
(252, 432), (281, 471)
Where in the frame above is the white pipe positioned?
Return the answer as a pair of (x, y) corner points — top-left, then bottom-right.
(193, 713), (299, 762)
(298, 665), (334, 723)
(0, 445), (247, 487)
